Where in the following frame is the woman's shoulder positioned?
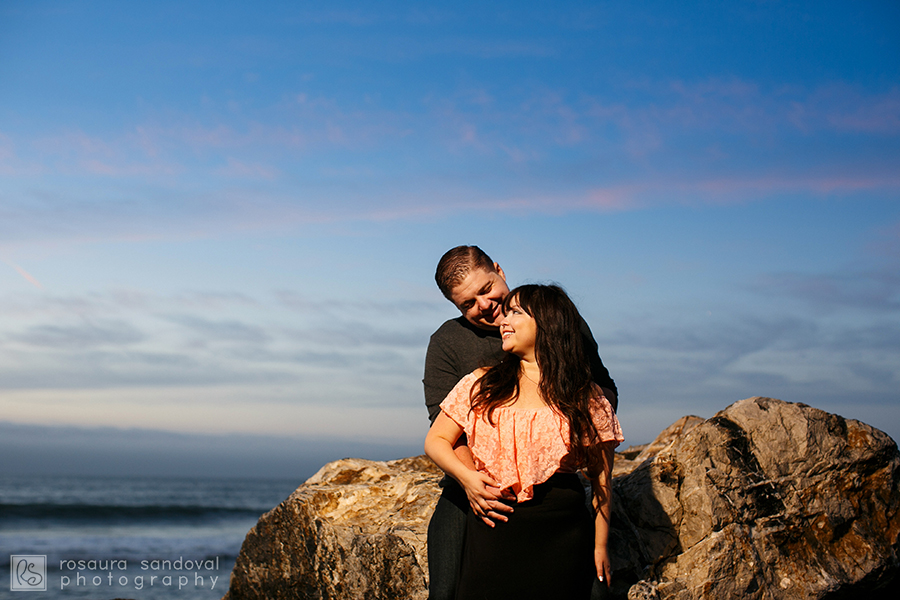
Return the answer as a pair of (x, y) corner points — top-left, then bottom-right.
(464, 367), (488, 394)
(452, 369), (485, 388)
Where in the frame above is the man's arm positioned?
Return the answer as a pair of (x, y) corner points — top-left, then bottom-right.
(425, 411), (512, 526)
(423, 330), (477, 469)
(577, 316), (618, 411)
(424, 333), (463, 424)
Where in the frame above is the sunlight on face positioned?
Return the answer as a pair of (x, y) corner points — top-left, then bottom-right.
(499, 296), (537, 359)
(449, 265), (510, 330)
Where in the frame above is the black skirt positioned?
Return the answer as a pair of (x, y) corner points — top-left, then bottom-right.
(454, 472), (595, 600)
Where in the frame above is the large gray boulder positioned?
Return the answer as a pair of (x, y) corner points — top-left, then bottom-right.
(223, 398), (899, 599)
(611, 397), (899, 599)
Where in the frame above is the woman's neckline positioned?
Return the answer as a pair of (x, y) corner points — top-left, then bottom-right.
(495, 401), (551, 411)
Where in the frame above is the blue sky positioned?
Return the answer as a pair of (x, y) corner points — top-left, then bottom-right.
(1, 1), (898, 477)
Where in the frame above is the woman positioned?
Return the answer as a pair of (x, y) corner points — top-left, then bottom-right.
(424, 284), (623, 600)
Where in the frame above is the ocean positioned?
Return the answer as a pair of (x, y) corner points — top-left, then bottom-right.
(1, 474), (300, 600)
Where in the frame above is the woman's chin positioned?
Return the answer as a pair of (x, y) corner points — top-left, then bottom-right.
(502, 343), (526, 357)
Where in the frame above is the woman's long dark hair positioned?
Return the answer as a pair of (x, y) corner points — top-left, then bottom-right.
(471, 284), (602, 467)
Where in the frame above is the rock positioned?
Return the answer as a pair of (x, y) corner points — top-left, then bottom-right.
(223, 397), (900, 600)
(609, 397), (900, 599)
(632, 415), (705, 464)
(222, 455), (443, 600)
(613, 416), (705, 478)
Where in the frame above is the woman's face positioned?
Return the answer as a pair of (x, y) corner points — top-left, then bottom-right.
(499, 296), (537, 359)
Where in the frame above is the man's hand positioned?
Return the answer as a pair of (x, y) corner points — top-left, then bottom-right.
(458, 470), (515, 527)
(480, 483), (516, 525)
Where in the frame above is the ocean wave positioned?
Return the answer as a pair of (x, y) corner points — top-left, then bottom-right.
(0, 502), (265, 522)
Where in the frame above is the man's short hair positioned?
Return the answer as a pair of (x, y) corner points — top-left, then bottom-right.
(435, 245), (496, 300)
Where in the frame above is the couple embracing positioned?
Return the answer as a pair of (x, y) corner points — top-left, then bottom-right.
(422, 245), (623, 600)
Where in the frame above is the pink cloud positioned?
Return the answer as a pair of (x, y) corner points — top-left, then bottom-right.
(0, 133), (19, 175)
(0, 132), (14, 162)
(687, 174), (900, 196)
(21, 92), (407, 172)
(215, 158), (279, 180)
(0, 132), (45, 176)
(571, 173), (900, 215)
(176, 124), (247, 150)
(823, 87), (900, 134)
(588, 79), (900, 141)
(25, 129), (182, 178)
(669, 78), (761, 102)
(33, 130), (116, 157)
(865, 220), (900, 260)
(583, 187), (642, 211)
(77, 159), (183, 178)
(2, 258), (43, 289)
(4, 166), (896, 251)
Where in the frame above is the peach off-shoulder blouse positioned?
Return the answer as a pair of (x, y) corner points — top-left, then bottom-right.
(440, 371), (624, 502)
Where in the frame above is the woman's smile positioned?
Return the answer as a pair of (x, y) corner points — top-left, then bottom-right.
(499, 297), (537, 358)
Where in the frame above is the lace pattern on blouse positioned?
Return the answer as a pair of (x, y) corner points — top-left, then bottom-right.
(440, 371), (624, 502)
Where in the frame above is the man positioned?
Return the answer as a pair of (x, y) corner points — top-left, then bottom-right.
(423, 245), (618, 600)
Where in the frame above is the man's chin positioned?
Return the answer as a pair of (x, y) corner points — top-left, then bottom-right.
(471, 318), (501, 331)
(480, 310), (503, 329)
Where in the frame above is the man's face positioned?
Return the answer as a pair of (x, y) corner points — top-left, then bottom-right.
(449, 264), (510, 330)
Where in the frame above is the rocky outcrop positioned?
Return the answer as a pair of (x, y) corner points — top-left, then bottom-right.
(613, 415), (705, 477)
(222, 455), (442, 600)
(223, 398), (900, 600)
(610, 397), (900, 599)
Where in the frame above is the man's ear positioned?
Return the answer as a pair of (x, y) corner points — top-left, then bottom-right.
(494, 263), (506, 282)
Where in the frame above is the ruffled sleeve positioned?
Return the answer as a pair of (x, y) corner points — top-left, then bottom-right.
(439, 372), (478, 436)
(589, 385), (624, 446)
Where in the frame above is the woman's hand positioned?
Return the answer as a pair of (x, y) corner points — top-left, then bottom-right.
(457, 469), (515, 527)
(594, 544), (611, 586)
